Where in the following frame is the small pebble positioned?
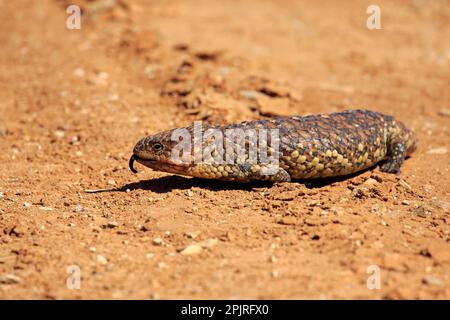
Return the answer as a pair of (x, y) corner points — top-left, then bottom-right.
(438, 108), (450, 117)
(97, 255), (108, 265)
(97, 72), (109, 80)
(24, 202), (32, 208)
(239, 90), (260, 100)
(414, 204), (433, 218)
(398, 179), (412, 191)
(54, 129), (65, 139)
(185, 231), (201, 239)
(108, 94), (119, 102)
(305, 199), (320, 207)
(363, 178), (378, 186)
(274, 192), (296, 201)
(9, 225), (25, 237)
(277, 217), (297, 225)
(0, 274), (21, 284)
(39, 206), (53, 211)
(104, 221), (119, 228)
(74, 205), (86, 213)
(201, 238), (218, 249)
(73, 68), (85, 77)
(71, 135), (80, 145)
(422, 275), (444, 286)
(179, 244), (202, 255)
(352, 187), (368, 199)
(140, 222), (153, 232)
(150, 293), (161, 300)
(144, 65), (154, 79)
(152, 238), (164, 246)
(304, 216), (328, 226)
(426, 147), (447, 155)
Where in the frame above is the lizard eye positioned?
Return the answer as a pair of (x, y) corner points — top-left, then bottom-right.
(153, 143), (164, 152)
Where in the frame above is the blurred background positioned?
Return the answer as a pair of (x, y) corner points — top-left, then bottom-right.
(0, 0), (449, 299)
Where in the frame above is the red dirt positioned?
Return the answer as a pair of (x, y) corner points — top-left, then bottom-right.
(0, 0), (449, 299)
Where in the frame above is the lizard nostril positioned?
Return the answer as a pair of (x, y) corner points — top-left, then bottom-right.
(133, 137), (147, 155)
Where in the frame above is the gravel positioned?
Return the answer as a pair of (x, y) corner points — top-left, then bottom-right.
(0, 274), (21, 284)
(152, 238), (164, 246)
(239, 90), (260, 100)
(97, 255), (108, 265)
(426, 147), (447, 155)
(422, 275), (444, 286)
(179, 244), (202, 255)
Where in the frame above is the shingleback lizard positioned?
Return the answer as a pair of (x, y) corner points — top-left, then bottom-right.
(129, 109), (417, 182)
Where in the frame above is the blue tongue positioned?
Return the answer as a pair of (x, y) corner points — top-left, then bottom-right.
(129, 155), (138, 174)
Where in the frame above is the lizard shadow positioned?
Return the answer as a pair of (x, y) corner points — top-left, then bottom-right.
(116, 175), (271, 193)
(116, 166), (376, 193)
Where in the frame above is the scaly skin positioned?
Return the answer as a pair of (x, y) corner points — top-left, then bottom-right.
(130, 110), (417, 182)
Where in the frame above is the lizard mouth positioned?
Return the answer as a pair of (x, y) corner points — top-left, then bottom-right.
(129, 152), (191, 175)
(129, 154), (157, 174)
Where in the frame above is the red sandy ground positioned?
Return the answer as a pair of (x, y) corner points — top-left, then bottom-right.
(0, 0), (449, 299)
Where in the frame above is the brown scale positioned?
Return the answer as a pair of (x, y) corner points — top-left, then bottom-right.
(130, 109), (417, 182)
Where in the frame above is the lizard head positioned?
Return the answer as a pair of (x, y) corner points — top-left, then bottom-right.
(129, 128), (191, 175)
